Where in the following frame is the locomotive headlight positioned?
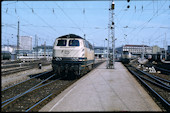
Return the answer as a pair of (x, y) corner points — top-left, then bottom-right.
(55, 57), (62, 61)
(72, 57), (79, 61)
(53, 57), (56, 59)
(78, 57), (86, 61)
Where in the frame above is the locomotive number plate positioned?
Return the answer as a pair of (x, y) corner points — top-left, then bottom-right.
(64, 50), (70, 54)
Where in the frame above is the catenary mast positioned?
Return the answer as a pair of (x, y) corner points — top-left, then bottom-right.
(107, 0), (115, 69)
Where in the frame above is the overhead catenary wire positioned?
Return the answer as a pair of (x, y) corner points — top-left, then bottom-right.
(114, 0), (169, 46)
(23, 2), (58, 33)
(55, 2), (85, 35)
(2, 4), (107, 46)
(2, 2), (57, 46)
(2, 1), (170, 47)
(125, 0), (169, 44)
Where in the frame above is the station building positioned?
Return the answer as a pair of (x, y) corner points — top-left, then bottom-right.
(122, 44), (152, 55)
(94, 46), (107, 59)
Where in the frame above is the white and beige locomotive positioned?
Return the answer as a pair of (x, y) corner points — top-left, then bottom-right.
(52, 34), (95, 77)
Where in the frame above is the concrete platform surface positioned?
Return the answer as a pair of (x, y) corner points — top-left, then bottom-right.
(39, 62), (161, 111)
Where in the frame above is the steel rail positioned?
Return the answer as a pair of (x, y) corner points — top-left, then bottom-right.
(2, 62), (51, 75)
(1, 73), (56, 108)
(126, 66), (170, 111)
(2, 79), (55, 105)
(133, 71), (170, 91)
(25, 93), (53, 112)
(2, 71), (50, 92)
(133, 65), (170, 83)
(24, 62), (104, 111)
(2, 66), (35, 76)
(153, 66), (170, 75)
(132, 66), (170, 87)
(2, 61), (104, 111)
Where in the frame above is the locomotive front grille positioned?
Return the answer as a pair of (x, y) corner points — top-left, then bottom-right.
(62, 57), (73, 61)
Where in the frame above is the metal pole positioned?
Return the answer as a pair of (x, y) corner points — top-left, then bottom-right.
(107, 0), (115, 69)
(107, 24), (110, 68)
(111, 0), (115, 69)
(142, 41), (144, 61)
(17, 18), (20, 60)
(44, 41), (46, 59)
(35, 35), (38, 59)
(34, 35), (36, 59)
(165, 33), (167, 60)
(37, 35), (38, 59)
(104, 39), (105, 59)
(7, 39), (9, 52)
(112, 2), (115, 69)
(107, 9), (110, 69)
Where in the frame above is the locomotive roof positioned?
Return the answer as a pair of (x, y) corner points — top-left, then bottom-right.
(57, 34), (84, 39)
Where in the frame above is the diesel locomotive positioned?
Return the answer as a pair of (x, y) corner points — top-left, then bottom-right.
(52, 34), (95, 78)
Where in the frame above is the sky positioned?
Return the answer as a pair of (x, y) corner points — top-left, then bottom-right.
(1, 0), (170, 49)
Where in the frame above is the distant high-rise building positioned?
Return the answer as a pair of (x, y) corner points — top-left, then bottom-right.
(19, 36), (32, 50)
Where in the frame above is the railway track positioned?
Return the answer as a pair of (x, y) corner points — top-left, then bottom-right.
(153, 66), (170, 75)
(124, 64), (170, 111)
(1, 62), (51, 76)
(144, 61), (170, 75)
(2, 66), (36, 76)
(2, 71), (52, 102)
(1, 71), (75, 112)
(1, 61), (104, 112)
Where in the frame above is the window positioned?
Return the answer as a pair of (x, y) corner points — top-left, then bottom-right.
(89, 44), (92, 50)
(69, 40), (79, 46)
(85, 41), (89, 48)
(23, 53), (27, 56)
(57, 40), (67, 46)
(123, 51), (129, 55)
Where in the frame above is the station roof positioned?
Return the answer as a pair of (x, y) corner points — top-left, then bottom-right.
(33, 45), (53, 49)
(124, 45), (149, 47)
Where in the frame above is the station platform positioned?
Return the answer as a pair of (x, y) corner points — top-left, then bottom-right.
(39, 62), (161, 111)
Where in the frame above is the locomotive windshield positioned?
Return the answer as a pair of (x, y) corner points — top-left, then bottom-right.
(69, 40), (79, 46)
(57, 40), (67, 46)
(123, 51), (129, 55)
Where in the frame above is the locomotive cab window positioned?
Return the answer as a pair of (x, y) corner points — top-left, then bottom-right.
(89, 44), (93, 50)
(57, 40), (67, 46)
(85, 41), (89, 48)
(123, 51), (129, 55)
(69, 40), (79, 46)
